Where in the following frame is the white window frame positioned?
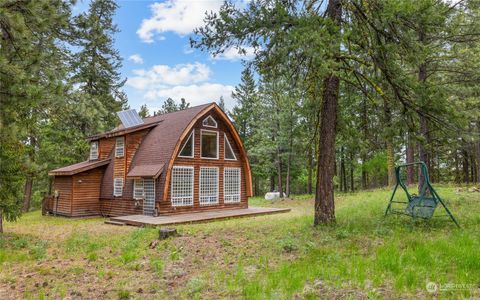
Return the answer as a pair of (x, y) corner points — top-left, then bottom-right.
(199, 167), (219, 206)
(113, 177), (124, 197)
(90, 141), (99, 160)
(200, 129), (219, 160)
(224, 133), (237, 161)
(115, 137), (125, 158)
(133, 179), (144, 199)
(202, 115), (217, 128)
(224, 167), (241, 203)
(170, 166), (194, 207)
(178, 131), (195, 158)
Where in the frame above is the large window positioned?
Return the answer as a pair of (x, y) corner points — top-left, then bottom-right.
(171, 166), (194, 206)
(90, 141), (99, 160)
(224, 168), (241, 203)
(178, 131), (194, 158)
(200, 167), (219, 205)
(115, 137), (125, 158)
(133, 179), (144, 199)
(201, 130), (218, 159)
(224, 134), (236, 160)
(113, 178), (124, 197)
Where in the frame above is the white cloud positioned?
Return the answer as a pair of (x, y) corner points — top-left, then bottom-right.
(211, 46), (256, 61)
(137, 0), (223, 43)
(126, 62), (235, 110)
(144, 83), (235, 109)
(127, 62), (211, 90)
(128, 54), (144, 64)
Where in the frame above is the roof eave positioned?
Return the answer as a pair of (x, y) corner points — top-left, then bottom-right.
(87, 121), (161, 141)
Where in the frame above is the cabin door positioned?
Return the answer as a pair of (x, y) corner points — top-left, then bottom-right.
(143, 178), (155, 216)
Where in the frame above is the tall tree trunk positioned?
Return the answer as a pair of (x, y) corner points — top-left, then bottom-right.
(286, 153), (291, 197)
(463, 149), (469, 184)
(307, 145), (313, 194)
(277, 147), (283, 197)
(315, 74), (340, 225)
(455, 149), (461, 183)
(23, 176), (33, 212)
(406, 131), (415, 185)
(350, 152), (354, 192)
(477, 121), (480, 183)
(340, 146), (347, 192)
(314, 0), (341, 225)
(270, 175), (275, 192)
(383, 98), (395, 187)
(361, 87), (368, 190)
(0, 209), (3, 234)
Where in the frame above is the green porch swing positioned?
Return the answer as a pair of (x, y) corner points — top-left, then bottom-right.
(385, 162), (460, 227)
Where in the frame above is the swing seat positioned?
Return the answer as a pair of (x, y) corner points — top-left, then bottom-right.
(405, 196), (437, 219)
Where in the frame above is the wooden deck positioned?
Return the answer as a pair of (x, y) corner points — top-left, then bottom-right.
(109, 206), (290, 226)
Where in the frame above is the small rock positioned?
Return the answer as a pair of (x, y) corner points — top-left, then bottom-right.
(149, 240), (159, 249)
(137, 288), (143, 294)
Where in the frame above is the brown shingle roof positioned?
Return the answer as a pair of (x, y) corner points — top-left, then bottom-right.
(100, 103), (214, 198)
(127, 163), (164, 178)
(49, 159), (111, 176)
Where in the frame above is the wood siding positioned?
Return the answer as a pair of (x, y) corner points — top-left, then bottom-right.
(52, 176), (72, 216)
(159, 111), (248, 214)
(71, 168), (104, 217)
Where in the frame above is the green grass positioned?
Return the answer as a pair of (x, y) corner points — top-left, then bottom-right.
(0, 185), (479, 299)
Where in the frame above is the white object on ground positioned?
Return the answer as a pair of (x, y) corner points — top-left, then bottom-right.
(264, 192), (286, 200)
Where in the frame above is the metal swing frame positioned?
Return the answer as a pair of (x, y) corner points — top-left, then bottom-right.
(385, 162), (460, 228)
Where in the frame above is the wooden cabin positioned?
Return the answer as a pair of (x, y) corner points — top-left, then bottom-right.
(45, 103), (253, 217)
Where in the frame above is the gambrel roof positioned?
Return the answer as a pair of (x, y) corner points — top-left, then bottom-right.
(99, 102), (253, 200)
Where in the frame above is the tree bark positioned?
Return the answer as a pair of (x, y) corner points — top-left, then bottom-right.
(0, 209), (3, 234)
(277, 147), (283, 197)
(307, 145), (313, 194)
(406, 131), (415, 185)
(463, 149), (469, 184)
(23, 176), (33, 212)
(350, 151), (354, 192)
(270, 175), (275, 192)
(477, 122), (480, 183)
(315, 74), (340, 225)
(286, 153), (291, 197)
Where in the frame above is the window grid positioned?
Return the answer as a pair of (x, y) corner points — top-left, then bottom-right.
(115, 137), (125, 157)
(224, 168), (241, 203)
(171, 166), (194, 206)
(143, 178), (155, 214)
(113, 178), (124, 197)
(90, 142), (98, 160)
(133, 179), (144, 199)
(200, 167), (219, 205)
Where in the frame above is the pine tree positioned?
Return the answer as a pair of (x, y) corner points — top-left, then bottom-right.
(0, 0), (73, 228)
(72, 0), (127, 133)
(138, 104), (150, 118)
(218, 96), (226, 112)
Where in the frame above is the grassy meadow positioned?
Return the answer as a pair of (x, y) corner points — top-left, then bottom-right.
(0, 186), (479, 299)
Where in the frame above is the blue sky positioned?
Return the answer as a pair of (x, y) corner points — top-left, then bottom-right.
(74, 0), (253, 112)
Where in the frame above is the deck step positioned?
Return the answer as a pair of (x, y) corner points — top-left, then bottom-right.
(104, 220), (126, 226)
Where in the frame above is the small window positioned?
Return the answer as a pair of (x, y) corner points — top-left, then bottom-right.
(113, 178), (124, 197)
(201, 130), (218, 159)
(171, 166), (194, 206)
(224, 134), (237, 160)
(90, 141), (99, 160)
(133, 179), (144, 199)
(178, 131), (194, 158)
(200, 167), (219, 205)
(224, 168), (241, 203)
(202, 115), (217, 128)
(115, 137), (125, 158)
